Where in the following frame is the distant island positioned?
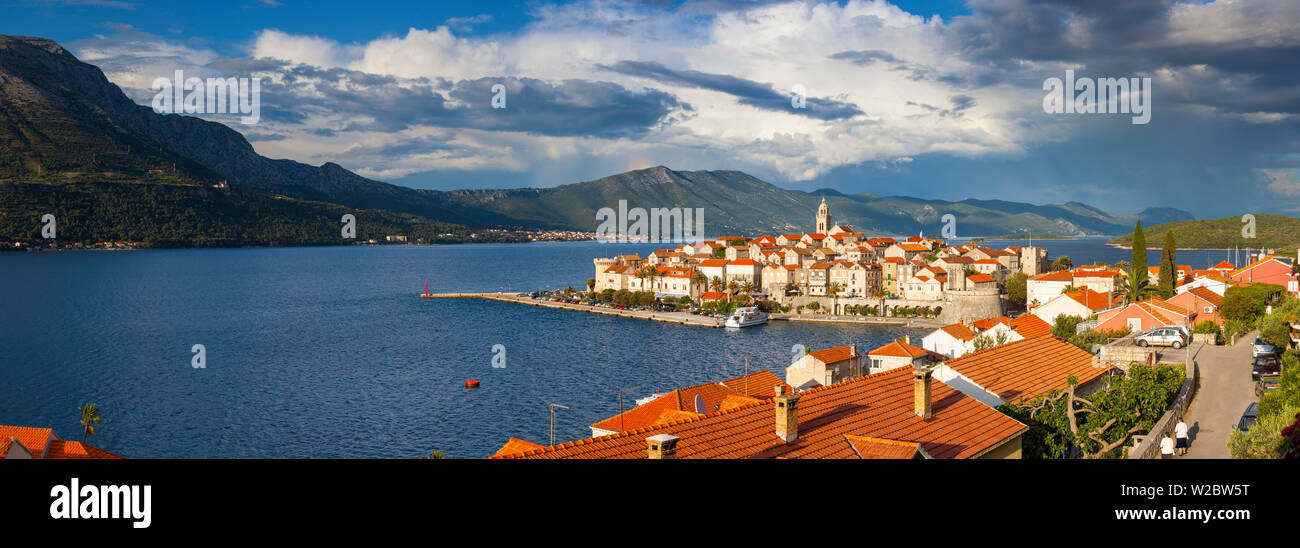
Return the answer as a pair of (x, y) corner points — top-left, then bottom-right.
(985, 232), (1074, 241)
(1107, 214), (1300, 251)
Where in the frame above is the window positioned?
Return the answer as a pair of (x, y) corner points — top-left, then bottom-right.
(1204, 306), (1213, 313)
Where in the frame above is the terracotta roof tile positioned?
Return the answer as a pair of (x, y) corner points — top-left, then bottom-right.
(494, 367), (1026, 459)
(940, 336), (1115, 405)
(1008, 314), (1052, 338)
(844, 435), (926, 459)
(868, 339), (931, 359)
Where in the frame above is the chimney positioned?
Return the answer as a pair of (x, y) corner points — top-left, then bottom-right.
(774, 386), (800, 443)
(903, 333), (911, 345)
(913, 366), (933, 420)
(850, 342), (858, 356)
(646, 434), (679, 459)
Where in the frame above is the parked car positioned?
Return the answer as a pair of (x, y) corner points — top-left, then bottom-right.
(1135, 327), (1189, 349)
(1252, 337), (1278, 358)
(1233, 402), (1259, 433)
(1252, 354), (1281, 381)
(1255, 378), (1281, 398)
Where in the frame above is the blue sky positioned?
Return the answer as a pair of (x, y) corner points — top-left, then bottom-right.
(3, 0), (1299, 218)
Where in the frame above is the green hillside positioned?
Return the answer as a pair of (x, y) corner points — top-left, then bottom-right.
(1107, 214), (1300, 250)
(0, 181), (529, 248)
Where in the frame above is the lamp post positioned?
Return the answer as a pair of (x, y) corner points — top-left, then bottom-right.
(617, 387), (641, 432)
(548, 403), (569, 446)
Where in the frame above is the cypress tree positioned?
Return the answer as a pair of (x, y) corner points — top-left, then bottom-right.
(1158, 230), (1177, 298)
(1131, 220), (1147, 290)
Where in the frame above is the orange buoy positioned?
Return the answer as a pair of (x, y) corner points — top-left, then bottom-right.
(465, 379), (480, 389)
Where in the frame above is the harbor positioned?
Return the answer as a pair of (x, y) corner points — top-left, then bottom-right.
(424, 291), (944, 329)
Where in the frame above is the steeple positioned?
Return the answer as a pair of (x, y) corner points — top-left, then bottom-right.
(816, 195), (832, 234)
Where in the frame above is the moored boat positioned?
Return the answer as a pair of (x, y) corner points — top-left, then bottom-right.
(724, 306), (768, 328)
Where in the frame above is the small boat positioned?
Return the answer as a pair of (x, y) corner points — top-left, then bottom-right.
(465, 379), (480, 389)
(725, 306), (769, 328)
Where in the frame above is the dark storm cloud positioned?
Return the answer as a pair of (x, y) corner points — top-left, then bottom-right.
(599, 60), (864, 120)
(829, 49), (901, 66)
(249, 65), (686, 137)
(946, 0), (1300, 115)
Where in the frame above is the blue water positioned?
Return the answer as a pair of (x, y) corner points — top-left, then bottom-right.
(0, 238), (1239, 458)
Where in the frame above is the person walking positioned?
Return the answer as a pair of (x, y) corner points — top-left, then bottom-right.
(1175, 418), (1190, 456)
(1160, 433), (1176, 460)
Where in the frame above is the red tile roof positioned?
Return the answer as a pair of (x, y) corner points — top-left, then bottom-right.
(1008, 314), (1052, 338)
(589, 371), (790, 434)
(494, 366), (1027, 459)
(1063, 288), (1114, 311)
(939, 324), (977, 342)
(1033, 271), (1074, 282)
(967, 273), (996, 283)
(940, 336), (1116, 404)
(727, 259), (760, 266)
(808, 345), (857, 364)
(972, 317), (1012, 331)
(868, 339), (931, 359)
(0, 426), (124, 459)
(698, 259), (729, 267)
(1186, 286), (1224, 307)
(492, 437), (546, 458)
(844, 435), (927, 459)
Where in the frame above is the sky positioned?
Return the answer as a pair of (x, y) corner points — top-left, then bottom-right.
(3, 0), (1299, 218)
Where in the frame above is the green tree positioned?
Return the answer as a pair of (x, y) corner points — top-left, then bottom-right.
(586, 278), (596, 293)
(1001, 365), (1184, 459)
(1052, 255), (1073, 271)
(78, 402), (101, 443)
(1051, 315), (1086, 339)
(1005, 272), (1029, 307)
(420, 450), (447, 459)
(1130, 220), (1148, 293)
(1157, 230), (1177, 298)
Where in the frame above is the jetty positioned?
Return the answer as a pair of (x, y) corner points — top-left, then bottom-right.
(425, 292), (945, 329)
(424, 292), (725, 328)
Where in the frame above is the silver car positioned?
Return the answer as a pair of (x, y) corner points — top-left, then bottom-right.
(1135, 327), (1188, 349)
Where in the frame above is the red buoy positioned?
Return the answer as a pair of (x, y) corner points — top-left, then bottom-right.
(465, 379), (480, 389)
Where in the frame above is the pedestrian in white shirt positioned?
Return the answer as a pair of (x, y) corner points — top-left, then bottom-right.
(1175, 419), (1189, 456)
(1160, 434), (1176, 459)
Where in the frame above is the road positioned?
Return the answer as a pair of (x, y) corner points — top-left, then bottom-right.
(1180, 333), (1258, 459)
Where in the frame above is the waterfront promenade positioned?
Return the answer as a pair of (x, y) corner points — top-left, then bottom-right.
(426, 293), (945, 329)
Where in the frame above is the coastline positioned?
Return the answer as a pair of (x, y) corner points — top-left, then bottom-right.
(428, 292), (944, 329)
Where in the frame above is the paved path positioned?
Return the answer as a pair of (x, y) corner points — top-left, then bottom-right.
(1180, 334), (1257, 459)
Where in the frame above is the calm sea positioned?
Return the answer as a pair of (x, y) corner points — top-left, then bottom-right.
(0, 238), (1238, 458)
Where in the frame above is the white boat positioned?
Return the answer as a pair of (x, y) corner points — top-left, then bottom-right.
(725, 306), (769, 328)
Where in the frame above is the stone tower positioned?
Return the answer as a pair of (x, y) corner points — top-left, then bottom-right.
(816, 196), (832, 233)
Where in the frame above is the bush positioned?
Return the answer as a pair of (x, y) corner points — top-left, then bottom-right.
(1229, 403), (1300, 459)
(1192, 320), (1221, 335)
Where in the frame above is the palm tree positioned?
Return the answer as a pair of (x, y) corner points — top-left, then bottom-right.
(1116, 272), (1158, 304)
(78, 402), (101, 443)
(741, 280), (756, 304)
(634, 268), (652, 292)
(873, 286), (887, 317)
(690, 271), (708, 299)
(827, 282), (844, 315)
(727, 280), (739, 300)
(420, 450), (447, 459)
(709, 276), (724, 298)
(586, 278), (596, 293)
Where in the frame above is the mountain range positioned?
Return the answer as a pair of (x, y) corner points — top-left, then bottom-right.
(0, 34), (1194, 246)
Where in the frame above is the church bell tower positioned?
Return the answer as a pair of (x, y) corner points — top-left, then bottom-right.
(816, 196), (832, 233)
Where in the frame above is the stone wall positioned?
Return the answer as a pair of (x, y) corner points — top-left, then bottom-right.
(938, 289), (1004, 324)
